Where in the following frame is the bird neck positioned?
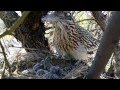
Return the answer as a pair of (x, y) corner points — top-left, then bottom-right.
(53, 21), (79, 51)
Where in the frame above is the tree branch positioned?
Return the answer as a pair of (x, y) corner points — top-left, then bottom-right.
(86, 11), (120, 79)
(76, 19), (95, 23)
(0, 41), (12, 77)
(1, 62), (6, 78)
(91, 11), (106, 31)
(0, 11), (30, 38)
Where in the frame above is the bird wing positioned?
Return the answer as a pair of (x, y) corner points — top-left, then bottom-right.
(77, 26), (99, 52)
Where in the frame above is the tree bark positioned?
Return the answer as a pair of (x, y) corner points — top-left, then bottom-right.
(86, 11), (120, 79)
(91, 11), (120, 78)
(91, 11), (106, 31)
(1, 11), (49, 52)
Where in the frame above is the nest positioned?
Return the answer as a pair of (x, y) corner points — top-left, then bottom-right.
(6, 49), (90, 79)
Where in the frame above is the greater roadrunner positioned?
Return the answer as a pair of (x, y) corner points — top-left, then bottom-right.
(42, 11), (99, 61)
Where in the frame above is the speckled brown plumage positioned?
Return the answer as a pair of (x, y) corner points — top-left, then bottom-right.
(42, 11), (99, 61)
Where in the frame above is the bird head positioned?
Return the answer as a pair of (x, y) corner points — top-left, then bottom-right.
(42, 11), (74, 32)
(41, 11), (72, 23)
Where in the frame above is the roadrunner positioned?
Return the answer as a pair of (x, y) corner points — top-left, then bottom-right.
(42, 11), (99, 61)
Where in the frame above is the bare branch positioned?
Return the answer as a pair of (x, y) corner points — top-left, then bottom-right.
(91, 11), (106, 31)
(86, 11), (120, 79)
(0, 41), (12, 77)
(76, 19), (95, 23)
(1, 62), (6, 78)
(0, 11), (30, 38)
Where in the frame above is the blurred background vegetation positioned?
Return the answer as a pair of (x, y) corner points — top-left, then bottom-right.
(0, 11), (115, 79)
